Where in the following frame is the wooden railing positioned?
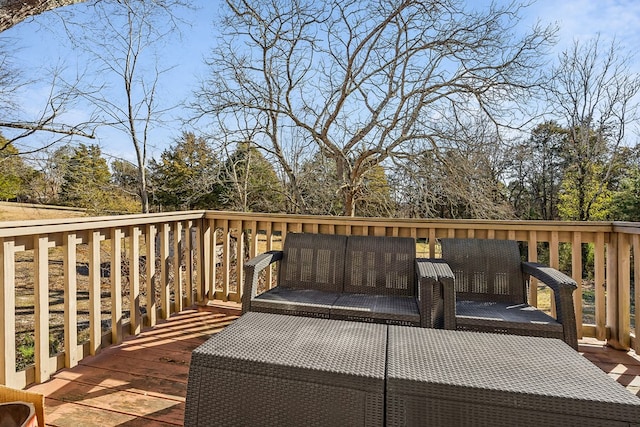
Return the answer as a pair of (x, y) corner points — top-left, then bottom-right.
(0, 210), (638, 388)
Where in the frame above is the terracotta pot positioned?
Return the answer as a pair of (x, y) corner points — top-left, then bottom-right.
(0, 402), (37, 427)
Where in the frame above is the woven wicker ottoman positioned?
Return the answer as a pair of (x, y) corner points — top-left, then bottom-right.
(387, 327), (640, 426)
(185, 312), (387, 426)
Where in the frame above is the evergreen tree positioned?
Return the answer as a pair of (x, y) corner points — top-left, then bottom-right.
(0, 136), (34, 201)
(149, 132), (221, 210)
(59, 144), (114, 212)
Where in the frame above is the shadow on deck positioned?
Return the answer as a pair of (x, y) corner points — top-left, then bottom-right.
(27, 305), (640, 426)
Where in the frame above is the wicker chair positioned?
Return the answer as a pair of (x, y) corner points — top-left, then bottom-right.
(436, 238), (578, 349)
(242, 233), (442, 327)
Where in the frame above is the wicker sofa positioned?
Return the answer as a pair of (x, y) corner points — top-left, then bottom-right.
(242, 233), (443, 328)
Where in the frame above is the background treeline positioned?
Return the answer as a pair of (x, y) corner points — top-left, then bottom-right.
(2, 1), (640, 222)
(2, 120), (640, 221)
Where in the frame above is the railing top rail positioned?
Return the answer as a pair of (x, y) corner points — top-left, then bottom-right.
(203, 211), (615, 232)
(0, 210), (207, 237)
(0, 208), (626, 238)
(612, 222), (640, 235)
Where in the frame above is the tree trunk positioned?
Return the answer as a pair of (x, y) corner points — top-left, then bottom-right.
(0, 0), (87, 32)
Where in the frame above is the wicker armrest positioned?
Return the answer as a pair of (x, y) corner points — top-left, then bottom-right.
(521, 262), (577, 294)
(415, 259), (440, 328)
(522, 262), (578, 349)
(241, 251), (283, 314)
(427, 260), (456, 330)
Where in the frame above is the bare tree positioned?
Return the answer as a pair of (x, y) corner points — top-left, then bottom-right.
(0, 38), (96, 151)
(194, 0), (556, 216)
(62, 0), (189, 213)
(550, 36), (640, 220)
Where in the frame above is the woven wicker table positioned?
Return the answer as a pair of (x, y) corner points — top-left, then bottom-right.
(185, 312), (387, 427)
(387, 326), (640, 426)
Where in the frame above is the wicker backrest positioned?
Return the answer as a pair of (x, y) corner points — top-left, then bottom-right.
(343, 236), (416, 296)
(278, 233), (347, 292)
(440, 238), (526, 303)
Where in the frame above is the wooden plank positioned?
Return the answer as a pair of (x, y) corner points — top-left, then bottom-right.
(0, 238), (17, 387)
(173, 221), (183, 313)
(549, 231), (559, 317)
(617, 233), (631, 349)
(160, 223), (171, 320)
(34, 235), (52, 383)
(209, 222), (217, 300)
(235, 224), (245, 303)
(595, 232), (607, 340)
(221, 221), (230, 301)
(192, 220), (202, 304)
(129, 226), (141, 336)
(145, 224), (157, 327)
(634, 234), (640, 355)
(606, 234), (621, 348)
(199, 219), (209, 303)
(528, 231), (538, 307)
(572, 232), (583, 339)
(184, 221), (193, 306)
(111, 228), (123, 346)
(63, 232), (79, 369)
(265, 222), (274, 289)
(89, 231), (103, 356)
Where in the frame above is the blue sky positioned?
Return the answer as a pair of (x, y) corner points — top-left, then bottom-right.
(3, 0), (640, 164)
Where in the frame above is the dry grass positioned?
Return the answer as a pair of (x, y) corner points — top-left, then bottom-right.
(0, 202), (86, 222)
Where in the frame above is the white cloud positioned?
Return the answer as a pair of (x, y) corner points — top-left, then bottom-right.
(529, 0), (640, 52)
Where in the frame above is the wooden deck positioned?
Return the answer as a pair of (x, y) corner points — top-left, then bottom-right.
(27, 306), (640, 427)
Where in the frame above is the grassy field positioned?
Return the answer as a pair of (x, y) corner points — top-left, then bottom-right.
(0, 202), (87, 222)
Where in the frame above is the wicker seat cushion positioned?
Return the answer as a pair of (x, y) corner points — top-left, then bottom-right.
(331, 293), (420, 325)
(252, 287), (341, 316)
(455, 300), (563, 333)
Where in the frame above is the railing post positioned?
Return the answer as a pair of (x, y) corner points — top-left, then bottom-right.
(0, 238), (17, 387)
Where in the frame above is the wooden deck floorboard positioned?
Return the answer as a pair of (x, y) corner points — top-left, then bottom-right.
(26, 306), (640, 426)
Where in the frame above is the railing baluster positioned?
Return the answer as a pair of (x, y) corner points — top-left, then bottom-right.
(209, 221), (217, 300)
(34, 235), (51, 383)
(200, 219), (210, 303)
(173, 221), (183, 313)
(221, 220), (230, 301)
(185, 220), (193, 307)
(616, 233), (631, 349)
(595, 232), (607, 341)
(63, 232), (78, 368)
(235, 222), (245, 303)
(111, 228), (123, 345)
(89, 231), (103, 356)
(0, 238), (17, 387)
(633, 234), (640, 354)
(146, 224), (157, 327)
(160, 223), (171, 320)
(129, 226), (141, 336)
(572, 232), (583, 338)
(527, 231), (538, 307)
